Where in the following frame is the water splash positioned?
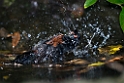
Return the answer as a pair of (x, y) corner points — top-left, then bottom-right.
(72, 22), (111, 58)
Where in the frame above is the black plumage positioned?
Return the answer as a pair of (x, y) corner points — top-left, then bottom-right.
(14, 30), (80, 64)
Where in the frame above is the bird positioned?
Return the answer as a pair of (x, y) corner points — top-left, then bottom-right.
(13, 30), (80, 65)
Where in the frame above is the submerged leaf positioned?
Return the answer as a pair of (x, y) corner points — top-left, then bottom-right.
(3, 74), (11, 80)
(88, 61), (105, 67)
(120, 7), (124, 32)
(98, 45), (123, 55)
(65, 59), (89, 65)
(84, 0), (97, 9)
(0, 51), (11, 54)
(108, 56), (123, 63)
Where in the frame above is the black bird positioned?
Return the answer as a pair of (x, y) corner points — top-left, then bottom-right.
(14, 30), (80, 64)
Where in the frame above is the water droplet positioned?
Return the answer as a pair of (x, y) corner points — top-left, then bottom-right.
(28, 34), (31, 38)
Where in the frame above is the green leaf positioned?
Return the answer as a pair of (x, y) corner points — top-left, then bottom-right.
(3, 0), (15, 7)
(84, 0), (97, 9)
(120, 7), (124, 32)
(107, 0), (124, 4)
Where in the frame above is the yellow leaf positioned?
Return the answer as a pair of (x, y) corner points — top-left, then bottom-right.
(88, 62), (105, 67)
(3, 75), (10, 80)
(108, 45), (123, 54)
(98, 45), (123, 55)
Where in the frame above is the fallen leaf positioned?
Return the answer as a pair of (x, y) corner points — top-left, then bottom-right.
(65, 59), (89, 65)
(3, 74), (11, 80)
(98, 45), (123, 55)
(71, 6), (84, 18)
(0, 50), (11, 54)
(108, 56), (123, 63)
(0, 28), (8, 37)
(88, 61), (105, 67)
(7, 32), (20, 48)
(108, 45), (123, 54)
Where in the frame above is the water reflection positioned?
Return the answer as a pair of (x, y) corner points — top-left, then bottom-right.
(0, 64), (121, 83)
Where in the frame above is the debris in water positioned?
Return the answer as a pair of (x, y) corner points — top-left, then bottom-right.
(0, 28), (8, 37)
(7, 32), (20, 48)
(98, 45), (123, 55)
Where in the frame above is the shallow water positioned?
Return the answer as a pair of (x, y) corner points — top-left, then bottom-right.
(0, 0), (124, 83)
